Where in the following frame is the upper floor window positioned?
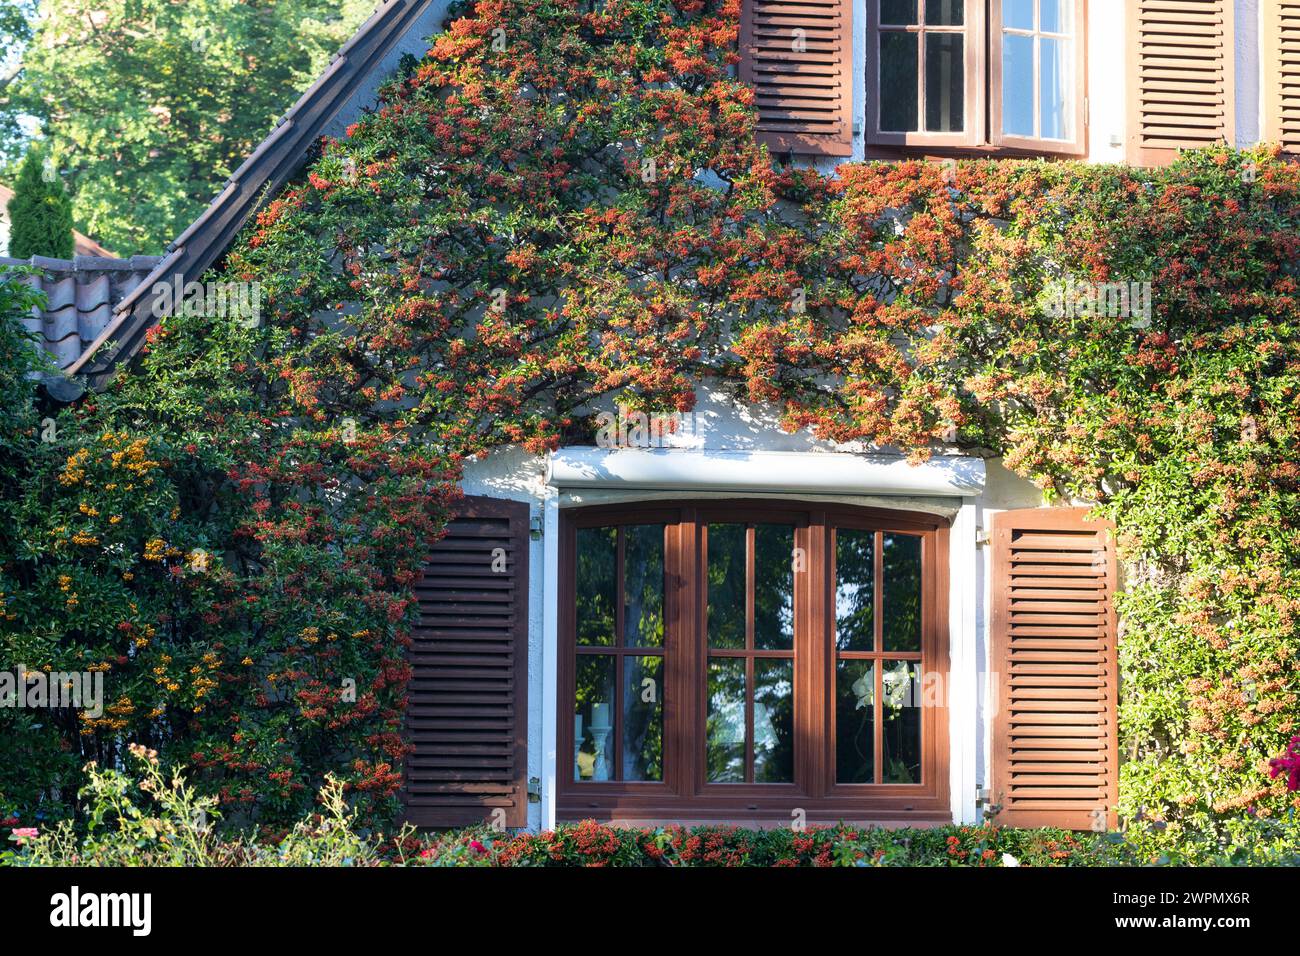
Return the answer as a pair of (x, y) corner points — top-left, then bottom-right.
(866, 0), (1085, 154)
(739, 0), (1086, 158)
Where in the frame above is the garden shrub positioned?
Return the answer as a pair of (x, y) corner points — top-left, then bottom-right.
(2, 748), (402, 866)
(0, 0), (1296, 844)
(6, 755), (1294, 866)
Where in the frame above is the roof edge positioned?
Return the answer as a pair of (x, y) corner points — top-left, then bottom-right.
(73, 0), (445, 387)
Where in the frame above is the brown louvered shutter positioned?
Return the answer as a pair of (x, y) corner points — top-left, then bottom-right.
(1126, 0), (1235, 165)
(404, 496), (529, 827)
(739, 0), (854, 156)
(990, 508), (1118, 830)
(1264, 1), (1300, 152)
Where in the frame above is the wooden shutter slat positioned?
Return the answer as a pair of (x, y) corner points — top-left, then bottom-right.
(1266, 1), (1300, 151)
(740, 0), (852, 156)
(991, 507), (1118, 830)
(1127, 0), (1234, 165)
(403, 495), (530, 828)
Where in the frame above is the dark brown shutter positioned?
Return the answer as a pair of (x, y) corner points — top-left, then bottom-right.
(1126, 0), (1235, 165)
(990, 508), (1118, 830)
(404, 496), (529, 827)
(1264, 1), (1300, 152)
(740, 0), (854, 156)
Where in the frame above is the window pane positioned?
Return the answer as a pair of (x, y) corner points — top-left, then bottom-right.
(754, 659), (794, 782)
(1001, 32), (1035, 136)
(576, 527), (616, 646)
(1004, 0), (1034, 30)
(1040, 0), (1067, 33)
(624, 524), (664, 647)
(754, 524), (794, 650)
(575, 655), (615, 781)
(880, 0), (918, 25)
(883, 533), (922, 651)
(835, 529), (875, 651)
(623, 655), (663, 781)
(879, 32), (919, 132)
(836, 660), (876, 783)
(882, 660), (923, 783)
(1040, 36), (1069, 140)
(925, 32), (964, 133)
(707, 658), (746, 782)
(924, 0), (963, 26)
(707, 523), (746, 649)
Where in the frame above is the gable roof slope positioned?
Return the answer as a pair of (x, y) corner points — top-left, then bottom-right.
(69, 0), (445, 388)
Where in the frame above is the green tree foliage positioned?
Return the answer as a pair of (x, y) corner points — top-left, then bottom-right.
(3, 0), (374, 254)
(6, 148), (72, 258)
(0, 265), (45, 491)
(0, 1), (36, 150)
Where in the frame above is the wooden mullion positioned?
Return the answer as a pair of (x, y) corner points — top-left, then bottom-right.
(745, 656), (755, 784)
(745, 523), (756, 783)
(838, 651), (922, 660)
(575, 646), (666, 657)
(873, 530), (884, 783)
(615, 527), (625, 648)
(676, 513), (693, 797)
(613, 652), (624, 783)
(874, 531), (884, 653)
(613, 527), (625, 782)
(707, 648), (796, 658)
(804, 514), (827, 797)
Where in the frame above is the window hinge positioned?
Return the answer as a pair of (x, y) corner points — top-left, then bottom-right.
(976, 787), (990, 804)
(975, 529), (989, 547)
(529, 514), (543, 540)
(527, 777), (541, 803)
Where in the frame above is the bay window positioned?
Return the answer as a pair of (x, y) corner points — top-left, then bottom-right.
(560, 501), (950, 823)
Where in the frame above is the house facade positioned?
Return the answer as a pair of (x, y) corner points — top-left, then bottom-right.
(5, 0), (1293, 831)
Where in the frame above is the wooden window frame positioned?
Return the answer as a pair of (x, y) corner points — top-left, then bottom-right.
(557, 500), (951, 825)
(862, 0), (1088, 159)
(865, 0), (986, 148)
(989, 0), (1088, 154)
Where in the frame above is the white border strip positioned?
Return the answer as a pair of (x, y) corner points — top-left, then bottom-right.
(547, 448), (985, 497)
(949, 498), (979, 824)
(540, 489), (560, 830)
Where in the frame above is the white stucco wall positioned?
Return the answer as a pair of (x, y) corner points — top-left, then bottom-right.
(1238, 0), (1262, 146)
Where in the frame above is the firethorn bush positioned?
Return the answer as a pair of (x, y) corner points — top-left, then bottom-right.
(1, 0), (1297, 842)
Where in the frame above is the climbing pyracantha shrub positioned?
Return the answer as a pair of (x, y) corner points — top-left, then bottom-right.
(1, 0), (1297, 834)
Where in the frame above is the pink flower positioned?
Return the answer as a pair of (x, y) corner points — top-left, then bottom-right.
(469, 839), (487, 854)
(11, 827), (38, 843)
(419, 847), (435, 859)
(1269, 736), (1300, 792)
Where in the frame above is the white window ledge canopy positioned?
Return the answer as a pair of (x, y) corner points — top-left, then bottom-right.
(546, 447), (985, 498)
